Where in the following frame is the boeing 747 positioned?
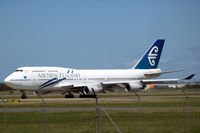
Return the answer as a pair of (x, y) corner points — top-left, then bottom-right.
(4, 40), (194, 99)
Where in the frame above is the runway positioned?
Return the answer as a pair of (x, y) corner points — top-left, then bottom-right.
(1, 107), (200, 112)
(2, 91), (200, 97)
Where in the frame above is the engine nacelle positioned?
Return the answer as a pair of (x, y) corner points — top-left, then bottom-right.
(83, 85), (103, 95)
(125, 81), (146, 92)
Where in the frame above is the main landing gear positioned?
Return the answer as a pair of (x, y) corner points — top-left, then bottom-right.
(64, 92), (96, 98)
(64, 92), (74, 98)
(20, 90), (27, 99)
(79, 94), (96, 98)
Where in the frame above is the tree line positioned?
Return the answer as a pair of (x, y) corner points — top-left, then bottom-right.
(0, 83), (13, 91)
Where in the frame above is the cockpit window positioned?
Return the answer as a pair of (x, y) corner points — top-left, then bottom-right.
(16, 70), (23, 72)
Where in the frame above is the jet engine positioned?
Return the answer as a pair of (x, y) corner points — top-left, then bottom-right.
(125, 81), (146, 92)
(83, 85), (102, 95)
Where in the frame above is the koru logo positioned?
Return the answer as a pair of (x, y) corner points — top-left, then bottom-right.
(148, 46), (159, 66)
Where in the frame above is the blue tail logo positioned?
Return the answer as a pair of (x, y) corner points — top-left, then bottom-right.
(134, 39), (165, 69)
(148, 46), (159, 66)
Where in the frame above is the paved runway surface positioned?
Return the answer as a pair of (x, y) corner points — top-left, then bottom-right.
(1, 91), (200, 97)
(1, 91), (200, 112)
(1, 107), (200, 112)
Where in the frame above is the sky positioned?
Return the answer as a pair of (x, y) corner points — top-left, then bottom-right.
(0, 0), (200, 82)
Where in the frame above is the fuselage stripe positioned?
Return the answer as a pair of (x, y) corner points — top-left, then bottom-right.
(39, 78), (57, 88)
(38, 78), (66, 91)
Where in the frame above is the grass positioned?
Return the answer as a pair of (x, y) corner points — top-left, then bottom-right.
(0, 88), (200, 133)
(0, 110), (200, 133)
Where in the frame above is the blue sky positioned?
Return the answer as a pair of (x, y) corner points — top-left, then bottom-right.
(0, 0), (200, 82)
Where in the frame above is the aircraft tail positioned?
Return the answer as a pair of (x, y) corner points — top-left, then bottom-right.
(133, 39), (165, 69)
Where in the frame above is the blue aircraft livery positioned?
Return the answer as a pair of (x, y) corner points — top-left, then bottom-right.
(134, 39), (165, 69)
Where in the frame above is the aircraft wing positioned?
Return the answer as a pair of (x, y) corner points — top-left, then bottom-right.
(37, 74), (194, 94)
(144, 70), (183, 78)
(141, 79), (180, 84)
(101, 79), (179, 87)
(142, 74), (195, 84)
(102, 74), (195, 87)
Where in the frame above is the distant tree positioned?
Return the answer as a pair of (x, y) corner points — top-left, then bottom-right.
(0, 83), (13, 91)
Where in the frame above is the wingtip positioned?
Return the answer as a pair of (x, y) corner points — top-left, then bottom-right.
(184, 74), (195, 80)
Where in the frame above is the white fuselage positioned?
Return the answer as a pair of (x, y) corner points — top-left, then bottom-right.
(4, 40), (191, 96)
(4, 67), (161, 91)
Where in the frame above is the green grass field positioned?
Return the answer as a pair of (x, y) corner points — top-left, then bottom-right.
(0, 88), (200, 133)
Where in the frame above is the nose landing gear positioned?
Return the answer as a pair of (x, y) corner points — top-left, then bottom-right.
(20, 90), (27, 99)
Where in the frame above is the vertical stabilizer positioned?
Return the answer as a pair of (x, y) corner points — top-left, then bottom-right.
(133, 39), (165, 69)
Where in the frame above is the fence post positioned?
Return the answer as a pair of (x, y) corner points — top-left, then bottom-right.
(0, 96), (7, 133)
(37, 94), (47, 133)
(92, 90), (121, 133)
(92, 89), (100, 133)
(100, 107), (122, 133)
(180, 88), (190, 133)
(100, 108), (104, 133)
(134, 91), (141, 133)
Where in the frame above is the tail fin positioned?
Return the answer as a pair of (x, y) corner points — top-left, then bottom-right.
(133, 39), (165, 69)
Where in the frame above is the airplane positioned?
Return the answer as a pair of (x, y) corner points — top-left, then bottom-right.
(4, 39), (194, 99)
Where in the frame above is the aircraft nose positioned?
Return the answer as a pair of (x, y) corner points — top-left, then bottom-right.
(4, 76), (11, 86)
(4, 74), (22, 89)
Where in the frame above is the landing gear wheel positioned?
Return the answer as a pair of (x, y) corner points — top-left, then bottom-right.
(64, 92), (74, 98)
(20, 90), (27, 99)
(21, 94), (27, 99)
(79, 94), (96, 98)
